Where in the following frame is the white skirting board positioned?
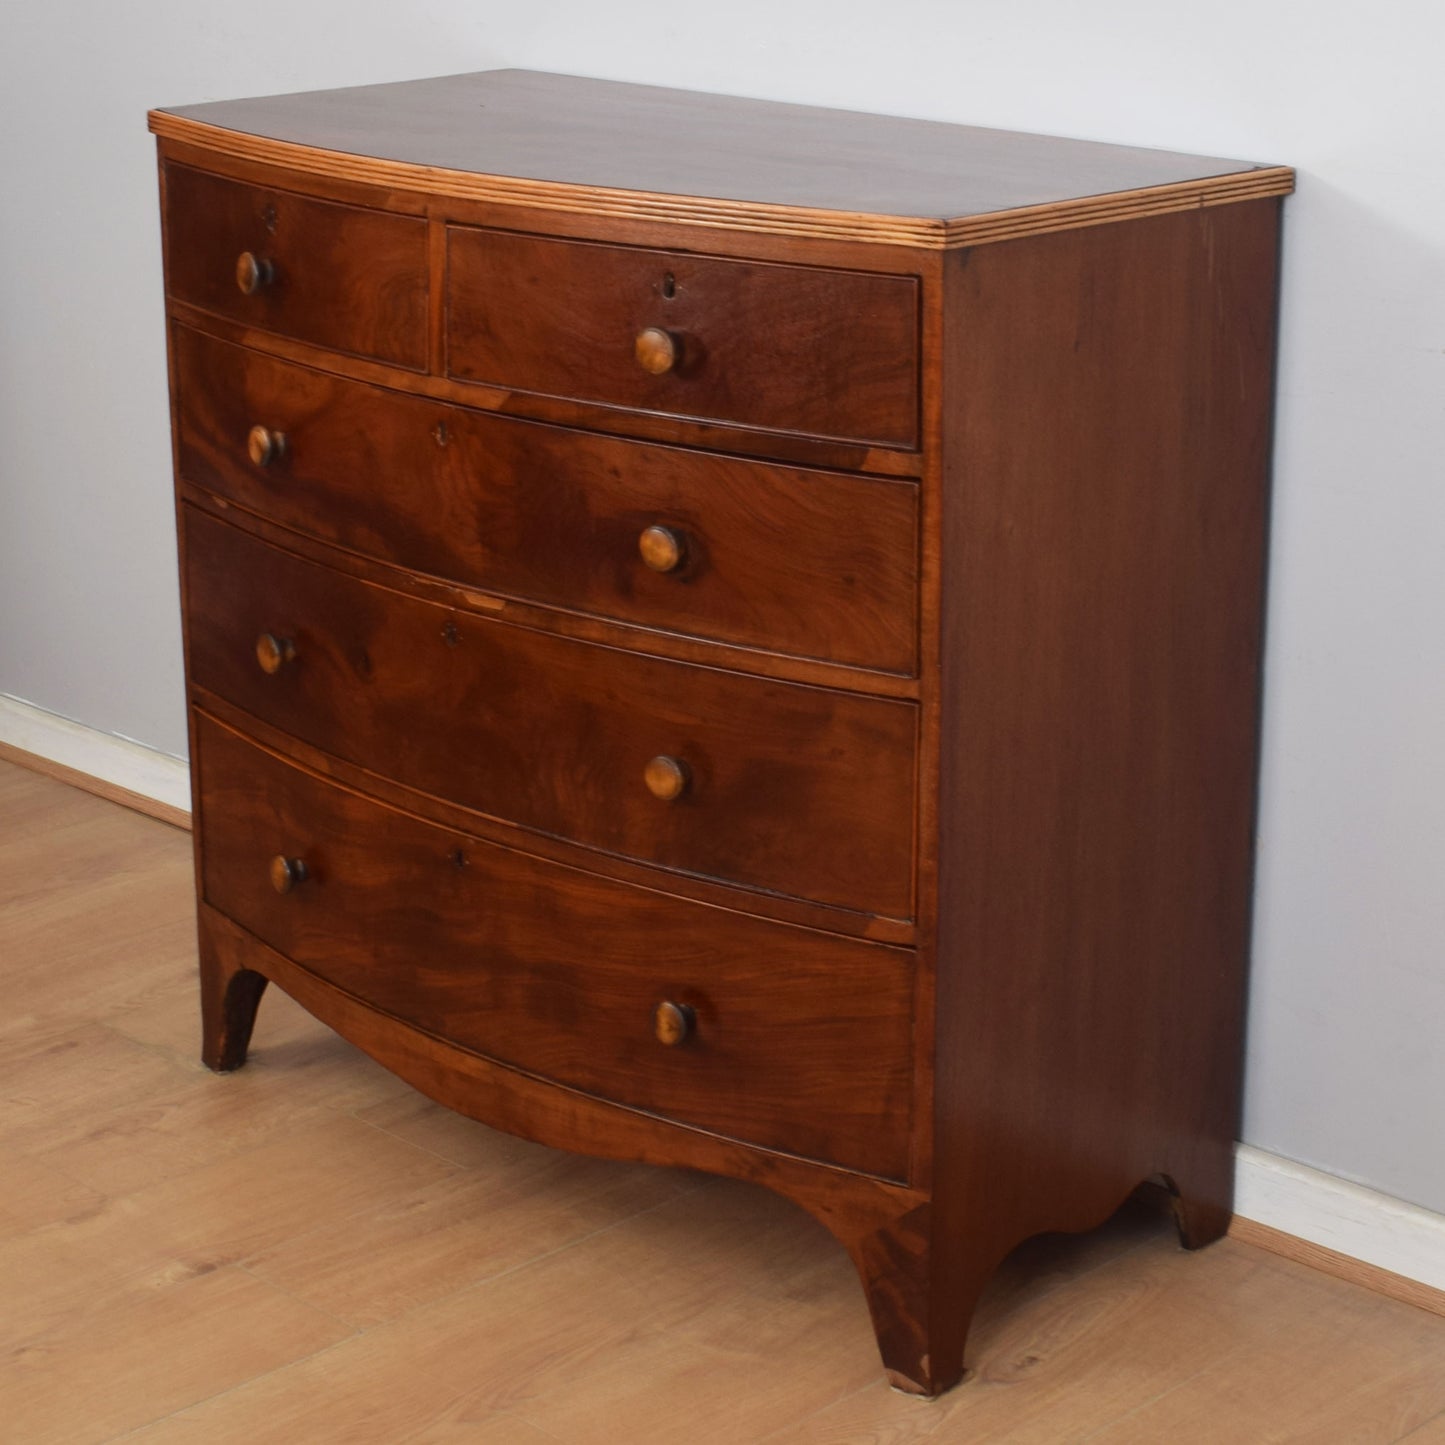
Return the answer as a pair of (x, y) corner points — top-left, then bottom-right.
(2, 688), (1442, 1294)
(1234, 1144), (1445, 1292)
(0, 692), (191, 815)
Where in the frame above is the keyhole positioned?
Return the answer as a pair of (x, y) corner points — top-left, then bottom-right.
(441, 620), (460, 647)
(260, 203), (279, 235)
(448, 845), (468, 870)
(661, 272), (676, 299)
(432, 420), (449, 447)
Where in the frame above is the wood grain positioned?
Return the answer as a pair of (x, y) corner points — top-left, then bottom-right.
(153, 75), (1293, 1398)
(446, 226), (920, 447)
(915, 197), (1285, 1391)
(0, 738), (190, 830)
(182, 507), (918, 919)
(148, 70), (1293, 249)
(7, 760), (1443, 1442)
(162, 163), (428, 368)
(195, 713), (915, 1178)
(172, 324), (920, 675)
(190, 684), (918, 945)
(1231, 1216), (1445, 1320)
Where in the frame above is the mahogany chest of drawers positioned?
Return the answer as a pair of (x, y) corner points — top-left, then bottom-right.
(149, 71), (1291, 1395)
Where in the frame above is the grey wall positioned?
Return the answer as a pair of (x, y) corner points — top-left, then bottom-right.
(3, 1), (1442, 1214)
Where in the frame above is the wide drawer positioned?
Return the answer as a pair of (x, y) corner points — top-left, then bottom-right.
(162, 164), (427, 368)
(196, 714), (913, 1179)
(174, 326), (919, 673)
(446, 227), (919, 448)
(184, 509), (917, 919)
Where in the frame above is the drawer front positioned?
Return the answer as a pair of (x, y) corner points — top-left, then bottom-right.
(185, 509), (917, 919)
(162, 165), (427, 367)
(174, 326), (919, 673)
(197, 715), (914, 1179)
(446, 227), (919, 448)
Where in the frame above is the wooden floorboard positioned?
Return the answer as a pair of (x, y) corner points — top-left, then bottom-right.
(2, 757), (1442, 1443)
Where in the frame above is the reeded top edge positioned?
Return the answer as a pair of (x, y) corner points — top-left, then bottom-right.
(149, 69), (1293, 249)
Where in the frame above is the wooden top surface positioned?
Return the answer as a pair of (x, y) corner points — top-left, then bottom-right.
(150, 69), (1292, 248)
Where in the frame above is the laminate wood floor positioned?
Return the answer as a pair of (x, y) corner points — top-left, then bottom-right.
(3, 758), (1442, 1443)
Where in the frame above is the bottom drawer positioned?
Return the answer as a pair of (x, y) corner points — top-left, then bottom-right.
(196, 714), (915, 1180)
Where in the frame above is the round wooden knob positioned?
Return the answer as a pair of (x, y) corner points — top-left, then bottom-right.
(255, 632), (296, 675)
(643, 755), (689, 801)
(247, 425), (286, 468)
(638, 525), (685, 574)
(635, 327), (678, 375)
(653, 1000), (694, 1047)
(235, 251), (274, 295)
(269, 855), (308, 894)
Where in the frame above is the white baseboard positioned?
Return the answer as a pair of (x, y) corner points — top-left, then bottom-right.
(1235, 1144), (1445, 1293)
(2, 691), (1440, 1295)
(0, 693), (191, 815)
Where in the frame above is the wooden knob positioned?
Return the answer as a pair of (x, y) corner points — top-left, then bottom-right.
(269, 855), (308, 894)
(638, 525), (685, 574)
(247, 425), (286, 468)
(653, 1000), (694, 1047)
(235, 251), (274, 295)
(635, 327), (678, 375)
(255, 632), (295, 675)
(643, 755), (689, 801)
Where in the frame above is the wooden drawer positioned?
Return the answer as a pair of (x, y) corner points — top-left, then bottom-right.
(174, 326), (919, 673)
(446, 227), (919, 448)
(184, 508), (917, 919)
(162, 165), (427, 367)
(197, 714), (914, 1179)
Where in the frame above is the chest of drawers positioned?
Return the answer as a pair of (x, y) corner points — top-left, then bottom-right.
(150, 71), (1291, 1395)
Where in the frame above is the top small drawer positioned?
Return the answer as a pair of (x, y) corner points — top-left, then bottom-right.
(445, 228), (920, 449)
(162, 165), (428, 368)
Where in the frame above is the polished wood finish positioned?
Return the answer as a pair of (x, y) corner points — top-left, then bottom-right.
(267, 853), (307, 894)
(633, 326), (677, 375)
(652, 1000), (694, 1048)
(641, 755), (688, 802)
(233, 249), (273, 295)
(253, 630), (294, 675)
(154, 73), (1289, 1398)
(196, 715), (914, 1178)
(172, 325), (920, 673)
(637, 524), (684, 574)
(183, 506), (916, 917)
(899, 198), (1284, 1391)
(245, 422), (284, 467)
(445, 227), (920, 447)
(149, 70), (1291, 249)
(7, 760), (1443, 1442)
(162, 163), (428, 368)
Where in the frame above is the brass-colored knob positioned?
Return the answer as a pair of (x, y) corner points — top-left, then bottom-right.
(643, 755), (689, 801)
(653, 1000), (694, 1047)
(235, 251), (274, 295)
(635, 327), (678, 375)
(255, 632), (296, 675)
(638, 525), (685, 574)
(247, 425), (286, 468)
(269, 855), (308, 894)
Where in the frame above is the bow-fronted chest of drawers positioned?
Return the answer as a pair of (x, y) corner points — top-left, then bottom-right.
(149, 71), (1291, 1394)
